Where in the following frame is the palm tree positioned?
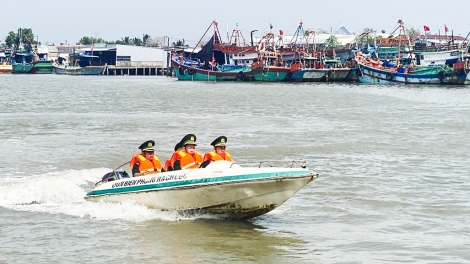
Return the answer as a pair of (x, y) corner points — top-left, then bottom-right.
(143, 34), (150, 46)
(133, 37), (143, 46)
(172, 40), (184, 47)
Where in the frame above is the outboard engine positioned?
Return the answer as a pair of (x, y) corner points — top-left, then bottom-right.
(101, 170), (130, 183)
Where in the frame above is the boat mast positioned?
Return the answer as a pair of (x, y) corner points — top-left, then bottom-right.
(398, 21), (402, 64)
(190, 21), (218, 58)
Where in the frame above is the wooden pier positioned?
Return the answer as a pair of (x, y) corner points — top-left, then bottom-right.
(103, 65), (164, 76)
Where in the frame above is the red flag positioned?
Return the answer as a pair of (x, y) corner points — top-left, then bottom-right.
(444, 25), (449, 32)
(279, 29), (284, 35)
(270, 23), (273, 29)
(423, 25), (430, 31)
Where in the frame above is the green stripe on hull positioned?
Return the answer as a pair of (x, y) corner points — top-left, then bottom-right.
(253, 71), (287, 82)
(173, 67), (251, 81)
(175, 70), (218, 81)
(87, 171), (310, 197)
(12, 61), (53, 74)
(12, 64), (34, 73)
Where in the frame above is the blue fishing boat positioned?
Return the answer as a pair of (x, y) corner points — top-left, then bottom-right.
(285, 53), (357, 82)
(355, 53), (468, 85)
(355, 20), (469, 85)
(54, 65), (104, 75)
(54, 51), (104, 75)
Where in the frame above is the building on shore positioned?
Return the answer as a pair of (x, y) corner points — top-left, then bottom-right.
(76, 43), (167, 75)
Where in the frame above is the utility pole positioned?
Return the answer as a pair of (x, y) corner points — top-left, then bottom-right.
(250, 30), (258, 46)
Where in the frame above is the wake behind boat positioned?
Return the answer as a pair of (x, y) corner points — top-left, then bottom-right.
(85, 161), (318, 220)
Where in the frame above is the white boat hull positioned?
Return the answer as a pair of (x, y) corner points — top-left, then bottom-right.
(85, 162), (317, 219)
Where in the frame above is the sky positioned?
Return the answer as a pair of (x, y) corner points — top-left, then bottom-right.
(1, 0), (469, 46)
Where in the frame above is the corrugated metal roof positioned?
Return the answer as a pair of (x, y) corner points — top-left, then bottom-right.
(335, 27), (352, 35)
(47, 46), (58, 52)
(36, 45), (48, 54)
(115, 45), (164, 61)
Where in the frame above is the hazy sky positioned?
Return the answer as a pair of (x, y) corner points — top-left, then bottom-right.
(1, 0), (469, 46)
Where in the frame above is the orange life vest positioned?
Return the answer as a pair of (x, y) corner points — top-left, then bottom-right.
(129, 154), (163, 175)
(174, 150), (203, 169)
(203, 151), (233, 164)
(164, 151), (181, 171)
(164, 159), (172, 171)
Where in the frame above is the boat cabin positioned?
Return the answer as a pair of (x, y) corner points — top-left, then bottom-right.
(12, 52), (34, 65)
(413, 42), (466, 66)
(0, 51), (8, 64)
(226, 52), (258, 66)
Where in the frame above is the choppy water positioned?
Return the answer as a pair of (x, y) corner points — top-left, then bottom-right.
(1, 74), (469, 263)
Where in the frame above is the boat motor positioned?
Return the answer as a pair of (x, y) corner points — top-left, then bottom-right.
(101, 170), (130, 183)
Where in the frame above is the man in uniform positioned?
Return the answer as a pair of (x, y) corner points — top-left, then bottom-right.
(164, 141), (183, 171)
(171, 134), (203, 170)
(200, 136), (233, 168)
(129, 140), (163, 176)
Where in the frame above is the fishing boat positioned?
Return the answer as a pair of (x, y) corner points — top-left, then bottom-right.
(256, 32), (297, 81)
(0, 62), (11, 73)
(283, 27), (356, 82)
(355, 20), (469, 85)
(54, 51), (104, 75)
(11, 29), (53, 74)
(54, 65), (104, 75)
(172, 21), (254, 81)
(355, 53), (468, 85)
(0, 50), (12, 73)
(12, 58), (53, 74)
(364, 27), (413, 61)
(172, 54), (253, 81)
(172, 20), (291, 82)
(85, 160), (318, 220)
(285, 50), (357, 82)
(277, 20), (310, 63)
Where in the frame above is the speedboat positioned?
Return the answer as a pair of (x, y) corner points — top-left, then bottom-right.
(84, 161), (318, 219)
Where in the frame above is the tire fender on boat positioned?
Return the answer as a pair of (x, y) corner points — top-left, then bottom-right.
(178, 67), (185, 75)
(437, 71), (445, 80)
(286, 72), (293, 79)
(188, 68), (195, 75)
(238, 71), (245, 80)
(327, 69), (333, 77)
(386, 72), (394, 80)
(356, 67), (363, 77)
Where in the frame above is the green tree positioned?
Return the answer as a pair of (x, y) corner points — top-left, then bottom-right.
(172, 39), (184, 47)
(21, 28), (35, 44)
(78, 36), (92, 45)
(325, 35), (340, 47)
(357, 28), (377, 45)
(77, 36), (107, 45)
(133, 37), (143, 46)
(4, 28), (36, 47)
(5, 31), (16, 47)
(143, 34), (150, 46)
(406, 27), (420, 39)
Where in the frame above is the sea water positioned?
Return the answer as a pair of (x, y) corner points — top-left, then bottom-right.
(1, 74), (469, 263)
